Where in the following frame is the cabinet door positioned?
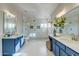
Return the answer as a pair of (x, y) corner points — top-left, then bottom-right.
(56, 41), (65, 51)
(53, 42), (55, 55)
(15, 42), (20, 52)
(60, 49), (69, 56)
(21, 37), (25, 47)
(2, 39), (15, 56)
(55, 44), (60, 56)
(66, 47), (79, 56)
(52, 38), (56, 55)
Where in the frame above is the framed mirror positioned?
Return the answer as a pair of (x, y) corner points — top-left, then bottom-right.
(3, 11), (16, 36)
(62, 6), (79, 35)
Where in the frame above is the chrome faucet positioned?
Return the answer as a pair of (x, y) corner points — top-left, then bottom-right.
(71, 33), (77, 41)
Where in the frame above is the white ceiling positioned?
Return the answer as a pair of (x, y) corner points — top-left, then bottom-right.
(15, 3), (59, 19)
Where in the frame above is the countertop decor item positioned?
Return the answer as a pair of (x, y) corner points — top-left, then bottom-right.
(53, 28), (56, 36)
(53, 16), (66, 33)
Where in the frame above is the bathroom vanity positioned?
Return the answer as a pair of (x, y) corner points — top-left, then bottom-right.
(47, 5), (79, 56)
(49, 35), (79, 56)
(2, 35), (25, 56)
(1, 8), (24, 56)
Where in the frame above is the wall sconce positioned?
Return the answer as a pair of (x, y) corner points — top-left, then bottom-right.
(56, 8), (66, 18)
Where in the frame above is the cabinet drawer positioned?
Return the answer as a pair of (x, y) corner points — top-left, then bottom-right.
(66, 47), (79, 56)
(60, 49), (69, 56)
(56, 41), (65, 51)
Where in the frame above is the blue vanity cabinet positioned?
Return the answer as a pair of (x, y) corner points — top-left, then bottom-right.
(2, 39), (15, 56)
(49, 36), (79, 56)
(2, 35), (25, 56)
(2, 38), (21, 56)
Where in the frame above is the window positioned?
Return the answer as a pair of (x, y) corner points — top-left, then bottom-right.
(29, 33), (36, 37)
(40, 23), (51, 28)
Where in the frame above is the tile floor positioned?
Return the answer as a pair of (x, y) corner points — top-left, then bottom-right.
(13, 38), (54, 56)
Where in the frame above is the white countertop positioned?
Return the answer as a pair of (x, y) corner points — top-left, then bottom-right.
(2, 34), (23, 39)
(49, 34), (79, 53)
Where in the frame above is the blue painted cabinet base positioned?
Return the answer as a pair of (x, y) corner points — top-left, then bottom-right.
(49, 36), (79, 56)
(2, 35), (25, 56)
(2, 39), (15, 56)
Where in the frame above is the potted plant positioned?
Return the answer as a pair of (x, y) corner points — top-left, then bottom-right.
(53, 16), (66, 33)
